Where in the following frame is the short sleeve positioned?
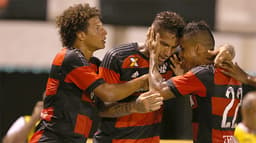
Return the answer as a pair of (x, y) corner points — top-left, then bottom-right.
(167, 70), (208, 97)
(63, 50), (105, 94)
(99, 50), (121, 84)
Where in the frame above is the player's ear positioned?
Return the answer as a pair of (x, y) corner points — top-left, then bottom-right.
(195, 43), (205, 55)
(76, 31), (86, 41)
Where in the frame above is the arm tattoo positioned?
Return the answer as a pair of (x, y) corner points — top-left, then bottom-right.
(99, 102), (135, 118)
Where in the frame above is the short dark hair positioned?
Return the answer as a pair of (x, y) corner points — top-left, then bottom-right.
(56, 3), (100, 48)
(182, 21), (215, 50)
(152, 11), (185, 38)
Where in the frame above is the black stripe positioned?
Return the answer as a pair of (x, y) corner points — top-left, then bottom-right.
(89, 56), (102, 67)
(101, 43), (138, 69)
(115, 123), (161, 139)
(95, 123), (161, 140)
(211, 114), (239, 131)
(214, 85), (243, 98)
(119, 67), (148, 81)
(166, 80), (182, 97)
(62, 49), (90, 74)
(49, 65), (64, 80)
(85, 78), (105, 95)
(191, 65), (214, 98)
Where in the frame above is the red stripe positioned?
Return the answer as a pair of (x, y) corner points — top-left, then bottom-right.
(215, 68), (241, 85)
(212, 129), (235, 142)
(212, 97), (241, 116)
(113, 136), (160, 143)
(45, 78), (59, 96)
(52, 48), (66, 66)
(90, 63), (98, 73)
(29, 130), (44, 143)
(192, 123), (199, 141)
(99, 67), (121, 84)
(74, 114), (92, 137)
(81, 93), (93, 103)
(172, 71), (206, 97)
(115, 109), (162, 128)
(161, 70), (174, 81)
(122, 54), (149, 69)
(64, 66), (101, 90)
(41, 107), (54, 121)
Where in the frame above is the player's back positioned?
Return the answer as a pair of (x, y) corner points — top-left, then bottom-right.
(190, 65), (242, 143)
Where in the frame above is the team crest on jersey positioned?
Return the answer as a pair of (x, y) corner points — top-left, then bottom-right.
(129, 57), (139, 67)
(159, 63), (167, 73)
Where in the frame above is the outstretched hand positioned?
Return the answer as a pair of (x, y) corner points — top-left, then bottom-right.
(170, 54), (184, 76)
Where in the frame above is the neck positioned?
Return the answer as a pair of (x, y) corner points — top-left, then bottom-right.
(73, 41), (94, 60)
(80, 47), (94, 60)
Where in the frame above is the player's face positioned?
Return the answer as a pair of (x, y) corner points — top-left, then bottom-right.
(157, 31), (178, 65)
(179, 35), (200, 71)
(84, 16), (107, 51)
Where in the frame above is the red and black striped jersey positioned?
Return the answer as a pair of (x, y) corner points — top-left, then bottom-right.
(167, 65), (242, 143)
(94, 43), (174, 143)
(89, 56), (101, 74)
(30, 48), (105, 143)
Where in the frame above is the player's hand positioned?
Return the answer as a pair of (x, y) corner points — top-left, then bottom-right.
(133, 91), (163, 113)
(207, 44), (235, 66)
(146, 27), (160, 57)
(219, 61), (248, 83)
(170, 54), (184, 76)
(31, 101), (43, 121)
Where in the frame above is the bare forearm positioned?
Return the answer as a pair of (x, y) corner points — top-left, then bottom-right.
(99, 91), (165, 117)
(95, 75), (147, 102)
(99, 102), (136, 117)
(245, 75), (256, 87)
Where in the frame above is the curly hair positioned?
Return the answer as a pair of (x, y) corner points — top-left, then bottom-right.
(152, 11), (185, 38)
(56, 3), (100, 48)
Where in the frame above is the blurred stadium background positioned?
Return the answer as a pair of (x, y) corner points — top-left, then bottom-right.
(1, 0), (256, 141)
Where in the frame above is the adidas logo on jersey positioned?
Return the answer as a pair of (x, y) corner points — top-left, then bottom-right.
(159, 63), (167, 73)
(131, 71), (139, 78)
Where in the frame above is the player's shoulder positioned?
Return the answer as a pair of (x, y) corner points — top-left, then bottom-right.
(89, 57), (101, 65)
(190, 64), (214, 75)
(63, 48), (89, 66)
(105, 42), (138, 57)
